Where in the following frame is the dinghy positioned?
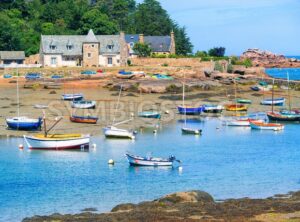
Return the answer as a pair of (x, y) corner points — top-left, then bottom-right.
(6, 117), (43, 130)
(236, 98), (252, 104)
(181, 127), (202, 135)
(224, 119), (263, 127)
(267, 111), (300, 122)
(138, 111), (161, 119)
(70, 115), (98, 124)
(225, 104), (248, 111)
(250, 121), (284, 131)
(71, 100), (96, 109)
(61, 93), (83, 101)
(34, 104), (48, 109)
(177, 105), (203, 115)
(203, 104), (224, 113)
(260, 98), (285, 106)
(103, 126), (135, 139)
(125, 153), (179, 166)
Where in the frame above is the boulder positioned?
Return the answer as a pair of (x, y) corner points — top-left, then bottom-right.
(157, 191), (214, 204)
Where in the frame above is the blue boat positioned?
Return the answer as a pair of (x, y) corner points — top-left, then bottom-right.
(260, 97), (285, 106)
(119, 70), (133, 75)
(81, 70), (96, 75)
(3, 74), (12, 79)
(138, 111), (161, 119)
(61, 94), (84, 101)
(177, 106), (204, 115)
(51, 75), (63, 79)
(6, 117), (42, 130)
(25, 73), (41, 80)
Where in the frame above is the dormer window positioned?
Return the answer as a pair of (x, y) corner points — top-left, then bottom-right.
(67, 45), (73, 50)
(107, 45), (114, 50)
(50, 45), (56, 50)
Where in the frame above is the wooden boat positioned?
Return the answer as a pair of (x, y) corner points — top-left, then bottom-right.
(3, 74), (12, 79)
(203, 104), (224, 113)
(225, 119), (263, 127)
(125, 153), (179, 166)
(81, 70), (96, 75)
(260, 98), (285, 106)
(138, 111), (161, 119)
(70, 115), (98, 124)
(267, 111), (300, 122)
(177, 105), (203, 115)
(44, 83), (62, 89)
(51, 75), (63, 79)
(61, 93), (83, 101)
(23, 134), (90, 150)
(181, 127), (202, 135)
(250, 121), (284, 131)
(236, 98), (252, 104)
(71, 100), (96, 109)
(103, 126), (135, 139)
(6, 117), (43, 130)
(225, 104), (248, 111)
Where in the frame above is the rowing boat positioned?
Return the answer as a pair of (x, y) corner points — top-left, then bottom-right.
(125, 153), (179, 166)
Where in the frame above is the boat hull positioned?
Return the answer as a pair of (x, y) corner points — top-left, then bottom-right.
(181, 127), (201, 135)
(6, 117), (42, 130)
(260, 98), (285, 106)
(203, 105), (224, 113)
(23, 135), (90, 150)
(250, 122), (284, 131)
(103, 127), (135, 139)
(177, 106), (203, 115)
(267, 112), (300, 122)
(71, 101), (96, 109)
(138, 112), (161, 119)
(70, 116), (98, 124)
(62, 94), (83, 101)
(225, 104), (248, 111)
(125, 154), (173, 166)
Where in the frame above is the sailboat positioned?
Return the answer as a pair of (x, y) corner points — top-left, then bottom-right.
(103, 86), (135, 139)
(225, 79), (247, 112)
(6, 68), (42, 130)
(24, 115), (90, 150)
(180, 74), (202, 135)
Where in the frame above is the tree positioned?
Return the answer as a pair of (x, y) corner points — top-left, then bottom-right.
(133, 42), (152, 57)
(80, 9), (118, 35)
(208, 47), (226, 57)
(173, 26), (193, 55)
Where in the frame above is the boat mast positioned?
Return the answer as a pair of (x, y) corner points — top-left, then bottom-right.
(287, 72), (291, 112)
(183, 73), (186, 126)
(271, 78), (274, 113)
(112, 85), (123, 125)
(234, 78), (237, 117)
(16, 66), (20, 118)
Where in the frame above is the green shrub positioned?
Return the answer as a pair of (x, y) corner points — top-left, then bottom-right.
(162, 63), (168, 67)
(227, 63), (233, 73)
(243, 58), (253, 68)
(214, 61), (223, 72)
(127, 59), (132, 66)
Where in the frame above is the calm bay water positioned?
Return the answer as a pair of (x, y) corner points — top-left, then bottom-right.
(266, 68), (300, 80)
(0, 118), (300, 221)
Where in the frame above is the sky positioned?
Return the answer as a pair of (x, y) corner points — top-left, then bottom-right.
(136, 0), (300, 55)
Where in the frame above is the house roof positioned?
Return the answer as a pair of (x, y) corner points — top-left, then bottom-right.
(84, 29), (98, 43)
(125, 35), (171, 52)
(0, 51), (25, 60)
(41, 34), (121, 56)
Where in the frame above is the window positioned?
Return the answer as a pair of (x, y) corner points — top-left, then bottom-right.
(87, 53), (91, 58)
(51, 57), (57, 65)
(67, 45), (73, 50)
(108, 57), (112, 65)
(91, 44), (94, 48)
(50, 45), (56, 50)
(129, 42), (134, 48)
(107, 45), (114, 50)
(117, 59), (120, 63)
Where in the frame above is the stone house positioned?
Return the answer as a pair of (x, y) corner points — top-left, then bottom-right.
(0, 51), (25, 65)
(39, 29), (175, 67)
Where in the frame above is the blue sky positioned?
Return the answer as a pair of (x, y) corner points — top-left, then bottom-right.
(136, 0), (300, 55)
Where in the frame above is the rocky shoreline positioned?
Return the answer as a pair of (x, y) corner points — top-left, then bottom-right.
(23, 190), (300, 222)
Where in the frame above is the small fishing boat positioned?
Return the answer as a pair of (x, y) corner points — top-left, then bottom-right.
(250, 121), (284, 131)
(51, 74), (63, 79)
(225, 104), (248, 111)
(125, 153), (179, 166)
(177, 105), (204, 115)
(71, 100), (96, 109)
(103, 126), (135, 139)
(181, 127), (202, 135)
(236, 98), (252, 104)
(267, 111), (300, 122)
(61, 93), (83, 101)
(25, 73), (42, 80)
(225, 119), (263, 127)
(3, 74), (12, 79)
(70, 115), (98, 124)
(24, 134), (90, 150)
(260, 98), (285, 106)
(81, 70), (96, 75)
(34, 104), (48, 109)
(138, 111), (161, 119)
(119, 70), (133, 75)
(250, 86), (260, 91)
(203, 104), (224, 113)
(6, 117), (43, 130)
(151, 74), (173, 80)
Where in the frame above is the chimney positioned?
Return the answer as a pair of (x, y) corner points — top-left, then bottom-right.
(139, 34), (144, 44)
(170, 30), (176, 54)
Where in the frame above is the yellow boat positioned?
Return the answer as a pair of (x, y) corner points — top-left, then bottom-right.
(225, 104), (248, 111)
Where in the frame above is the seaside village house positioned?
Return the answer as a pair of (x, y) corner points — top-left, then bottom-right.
(0, 51), (25, 65)
(39, 29), (175, 67)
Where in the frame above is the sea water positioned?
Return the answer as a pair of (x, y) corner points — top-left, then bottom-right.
(0, 118), (300, 221)
(266, 68), (300, 80)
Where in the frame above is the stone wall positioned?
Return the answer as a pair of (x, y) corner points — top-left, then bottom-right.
(83, 43), (99, 67)
(25, 54), (40, 65)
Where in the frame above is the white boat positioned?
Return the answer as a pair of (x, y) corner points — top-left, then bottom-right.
(225, 119), (264, 127)
(181, 127), (202, 135)
(103, 126), (135, 139)
(34, 104), (48, 109)
(250, 121), (284, 131)
(61, 93), (83, 101)
(23, 134), (90, 150)
(71, 100), (96, 109)
(125, 153), (179, 166)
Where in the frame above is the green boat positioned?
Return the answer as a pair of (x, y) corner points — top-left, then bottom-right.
(236, 98), (252, 104)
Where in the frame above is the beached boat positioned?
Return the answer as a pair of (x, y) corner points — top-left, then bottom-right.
(103, 126), (135, 139)
(236, 98), (252, 104)
(267, 111), (300, 122)
(119, 70), (132, 75)
(70, 115), (98, 124)
(225, 104), (248, 111)
(177, 106), (204, 115)
(225, 119), (263, 127)
(24, 134), (90, 150)
(203, 104), (224, 113)
(51, 74), (63, 79)
(125, 153), (179, 166)
(3, 74), (12, 79)
(61, 93), (83, 101)
(81, 70), (96, 75)
(181, 127), (202, 135)
(71, 100), (96, 109)
(6, 117), (43, 130)
(34, 104), (48, 109)
(260, 98), (285, 106)
(138, 111), (161, 119)
(250, 121), (284, 131)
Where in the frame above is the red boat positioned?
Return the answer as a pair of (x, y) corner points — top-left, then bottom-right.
(70, 115), (98, 124)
